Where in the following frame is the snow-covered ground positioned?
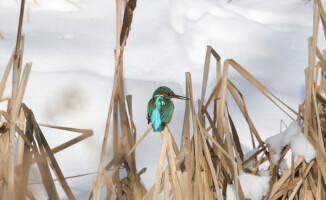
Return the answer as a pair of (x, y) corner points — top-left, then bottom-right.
(0, 0), (322, 199)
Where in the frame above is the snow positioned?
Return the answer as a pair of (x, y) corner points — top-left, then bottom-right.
(239, 172), (271, 200)
(272, 154), (281, 165)
(265, 132), (284, 154)
(291, 132), (316, 163)
(243, 148), (259, 171)
(226, 171), (271, 200)
(279, 158), (289, 173)
(266, 121), (316, 164)
(282, 121), (302, 147)
(266, 121), (302, 155)
(258, 169), (270, 177)
(226, 184), (237, 200)
(0, 0), (321, 199)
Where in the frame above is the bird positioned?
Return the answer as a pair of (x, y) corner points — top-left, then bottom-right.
(147, 86), (188, 132)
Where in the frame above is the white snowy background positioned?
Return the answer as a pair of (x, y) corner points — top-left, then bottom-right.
(0, 0), (323, 199)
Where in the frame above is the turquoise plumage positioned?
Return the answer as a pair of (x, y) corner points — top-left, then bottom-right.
(147, 86), (188, 132)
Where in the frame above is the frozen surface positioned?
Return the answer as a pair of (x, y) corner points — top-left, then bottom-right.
(0, 0), (321, 199)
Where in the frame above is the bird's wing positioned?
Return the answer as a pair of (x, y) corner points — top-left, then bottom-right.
(160, 100), (174, 124)
(147, 98), (156, 124)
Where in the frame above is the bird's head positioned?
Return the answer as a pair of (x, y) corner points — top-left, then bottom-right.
(152, 86), (189, 100)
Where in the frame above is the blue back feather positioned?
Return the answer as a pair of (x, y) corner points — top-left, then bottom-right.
(151, 96), (165, 132)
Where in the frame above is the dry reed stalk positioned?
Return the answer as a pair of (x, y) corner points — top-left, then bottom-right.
(7, 0), (26, 197)
(125, 127), (152, 158)
(181, 73), (195, 184)
(165, 130), (183, 200)
(163, 167), (170, 200)
(92, 0), (124, 195)
(176, 171), (186, 199)
(152, 130), (168, 200)
(227, 80), (262, 147)
(34, 124), (75, 199)
(18, 116), (34, 199)
(197, 116), (223, 200)
(20, 105), (76, 199)
(268, 157), (305, 199)
(16, 109), (25, 166)
(11, 123), (93, 176)
(150, 127), (185, 200)
(1, 89), (91, 200)
(288, 161), (314, 200)
(94, 125), (151, 197)
(9, 61), (30, 176)
(127, 95), (137, 137)
(227, 110), (244, 160)
(108, 126), (152, 179)
(39, 124), (93, 153)
(190, 84), (205, 199)
(29, 130), (60, 199)
(15, 62), (31, 116)
(231, 60), (297, 118)
(92, 58), (119, 199)
(0, 51), (14, 99)
(91, 1), (146, 199)
(113, 92), (123, 199)
(141, 147), (188, 200)
(17, 34), (25, 81)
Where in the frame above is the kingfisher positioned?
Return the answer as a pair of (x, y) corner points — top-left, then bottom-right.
(147, 86), (188, 132)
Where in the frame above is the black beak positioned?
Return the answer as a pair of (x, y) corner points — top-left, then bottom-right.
(171, 94), (189, 100)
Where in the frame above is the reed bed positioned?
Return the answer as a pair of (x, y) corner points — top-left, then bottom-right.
(92, 0), (326, 199)
(0, 0), (325, 200)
